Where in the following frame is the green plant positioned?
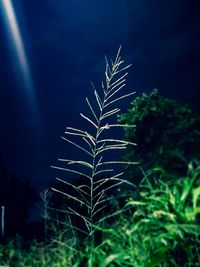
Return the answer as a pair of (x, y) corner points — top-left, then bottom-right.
(51, 47), (137, 243)
(81, 162), (200, 267)
(119, 89), (200, 182)
(1, 162), (199, 267)
(0, 235), (79, 267)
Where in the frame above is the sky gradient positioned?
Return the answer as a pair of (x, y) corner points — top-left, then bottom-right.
(0, 0), (199, 190)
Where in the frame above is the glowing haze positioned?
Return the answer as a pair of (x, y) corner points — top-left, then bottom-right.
(0, 0), (40, 129)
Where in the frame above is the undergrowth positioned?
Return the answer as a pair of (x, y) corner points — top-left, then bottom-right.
(0, 162), (199, 266)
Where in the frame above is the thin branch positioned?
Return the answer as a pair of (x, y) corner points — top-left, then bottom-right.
(51, 188), (90, 209)
(96, 206), (130, 225)
(65, 127), (86, 135)
(61, 136), (93, 157)
(97, 139), (137, 146)
(97, 161), (139, 166)
(94, 172), (124, 185)
(106, 124), (136, 128)
(94, 169), (114, 177)
(107, 72), (128, 91)
(83, 137), (94, 151)
(93, 181), (124, 203)
(94, 177), (125, 192)
(96, 144), (126, 155)
(101, 81), (106, 95)
(68, 207), (91, 225)
(92, 191), (105, 213)
(113, 46), (122, 69)
(100, 108), (121, 121)
(56, 177), (90, 199)
(58, 159), (93, 169)
(104, 56), (112, 77)
(65, 130), (95, 143)
(105, 84), (126, 103)
(51, 166), (92, 180)
(49, 216), (89, 235)
(94, 177), (135, 192)
(104, 92), (136, 108)
(115, 64), (132, 74)
(78, 184), (90, 191)
(86, 97), (98, 123)
(92, 204), (108, 218)
(80, 113), (98, 129)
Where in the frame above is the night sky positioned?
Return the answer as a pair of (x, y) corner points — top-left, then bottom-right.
(0, 0), (199, 191)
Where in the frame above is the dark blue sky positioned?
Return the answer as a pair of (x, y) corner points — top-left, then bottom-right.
(0, 0), (199, 189)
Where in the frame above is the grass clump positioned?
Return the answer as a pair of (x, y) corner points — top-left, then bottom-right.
(82, 162), (200, 267)
(0, 232), (80, 267)
(0, 166), (199, 266)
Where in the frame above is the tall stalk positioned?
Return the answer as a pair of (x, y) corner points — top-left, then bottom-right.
(52, 47), (137, 242)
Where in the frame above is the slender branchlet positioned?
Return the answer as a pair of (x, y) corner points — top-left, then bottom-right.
(40, 189), (52, 242)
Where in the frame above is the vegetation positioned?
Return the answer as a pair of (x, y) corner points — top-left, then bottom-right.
(89, 161), (200, 266)
(0, 162), (199, 266)
(50, 46), (136, 243)
(0, 50), (200, 266)
(119, 89), (200, 182)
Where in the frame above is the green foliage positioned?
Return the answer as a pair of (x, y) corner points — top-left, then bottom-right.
(0, 233), (79, 267)
(80, 162), (200, 267)
(119, 89), (200, 181)
(1, 165), (199, 266)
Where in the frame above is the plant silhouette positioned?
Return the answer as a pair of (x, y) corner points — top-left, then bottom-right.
(52, 47), (137, 239)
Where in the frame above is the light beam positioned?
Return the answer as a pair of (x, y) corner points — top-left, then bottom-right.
(0, 0), (40, 128)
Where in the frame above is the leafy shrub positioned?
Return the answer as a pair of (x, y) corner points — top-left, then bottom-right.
(119, 89), (200, 182)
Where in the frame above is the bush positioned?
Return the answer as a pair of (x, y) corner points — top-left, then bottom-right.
(119, 89), (200, 183)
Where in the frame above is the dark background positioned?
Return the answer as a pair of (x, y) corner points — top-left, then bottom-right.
(0, 0), (199, 191)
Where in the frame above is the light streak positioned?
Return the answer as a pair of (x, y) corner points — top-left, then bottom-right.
(0, 0), (40, 127)
(1, 206), (5, 240)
